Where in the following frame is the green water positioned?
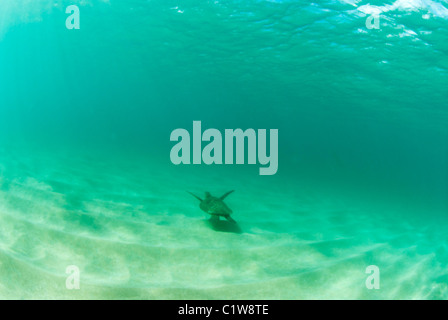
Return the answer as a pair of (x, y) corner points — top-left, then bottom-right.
(0, 0), (447, 299)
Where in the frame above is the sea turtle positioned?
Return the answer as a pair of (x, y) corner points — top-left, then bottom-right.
(188, 190), (236, 223)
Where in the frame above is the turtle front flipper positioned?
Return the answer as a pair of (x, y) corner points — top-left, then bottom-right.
(187, 191), (203, 202)
(219, 190), (234, 200)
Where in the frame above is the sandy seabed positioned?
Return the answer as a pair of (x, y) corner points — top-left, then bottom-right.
(0, 144), (446, 300)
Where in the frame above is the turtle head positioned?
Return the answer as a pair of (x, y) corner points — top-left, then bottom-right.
(205, 192), (211, 199)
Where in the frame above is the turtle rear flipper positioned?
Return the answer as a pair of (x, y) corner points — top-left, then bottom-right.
(209, 215), (220, 221)
(224, 215), (236, 223)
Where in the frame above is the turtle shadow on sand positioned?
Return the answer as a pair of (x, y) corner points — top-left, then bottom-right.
(205, 217), (243, 234)
(188, 190), (243, 234)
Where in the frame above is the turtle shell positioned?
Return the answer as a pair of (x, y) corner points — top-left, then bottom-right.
(200, 196), (233, 216)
